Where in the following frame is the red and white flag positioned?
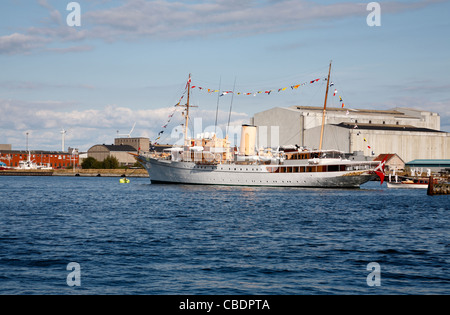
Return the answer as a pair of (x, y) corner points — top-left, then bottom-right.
(185, 76), (192, 89)
(374, 156), (388, 185)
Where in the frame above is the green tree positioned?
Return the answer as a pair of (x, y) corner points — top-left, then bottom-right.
(102, 156), (120, 169)
(81, 157), (101, 169)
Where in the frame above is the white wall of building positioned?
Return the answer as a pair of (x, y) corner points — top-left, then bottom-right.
(253, 106), (448, 162)
(303, 125), (449, 162)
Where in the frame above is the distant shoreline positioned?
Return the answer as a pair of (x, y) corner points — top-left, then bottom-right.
(0, 169), (149, 178)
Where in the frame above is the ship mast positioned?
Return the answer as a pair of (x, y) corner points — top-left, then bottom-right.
(319, 61), (332, 151)
(176, 73), (197, 146)
(184, 73), (191, 146)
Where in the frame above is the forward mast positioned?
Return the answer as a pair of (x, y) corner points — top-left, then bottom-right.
(319, 60), (332, 151)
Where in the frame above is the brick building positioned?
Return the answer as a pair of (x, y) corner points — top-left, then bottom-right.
(0, 149), (79, 169)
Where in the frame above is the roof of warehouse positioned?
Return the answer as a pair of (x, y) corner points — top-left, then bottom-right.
(334, 122), (446, 133)
(406, 160), (450, 166)
(102, 144), (137, 152)
(373, 153), (405, 163)
(294, 106), (404, 116)
(0, 150), (75, 154)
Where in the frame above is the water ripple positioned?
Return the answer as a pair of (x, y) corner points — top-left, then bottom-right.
(0, 176), (449, 294)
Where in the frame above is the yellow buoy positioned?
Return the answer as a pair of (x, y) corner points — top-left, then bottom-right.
(119, 178), (130, 184)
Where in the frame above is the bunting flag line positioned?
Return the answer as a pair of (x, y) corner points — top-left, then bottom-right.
(185, 76), (191, 90)
(330, 82), (377, 156)
(155, 75), (378, 156)
(188, 76), (327, 98)
(154, 106), (178, 142)
(220, 91), (233, 97)
(358, 135), (376, 155)
(153, 90), (187, 143)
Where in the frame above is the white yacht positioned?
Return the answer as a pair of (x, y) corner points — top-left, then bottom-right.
(137, 64), (385, 188)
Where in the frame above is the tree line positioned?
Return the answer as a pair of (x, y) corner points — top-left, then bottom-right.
(81, 156), (142, 169)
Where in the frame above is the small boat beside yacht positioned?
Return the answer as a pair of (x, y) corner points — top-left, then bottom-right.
(386, 177), (432, 189)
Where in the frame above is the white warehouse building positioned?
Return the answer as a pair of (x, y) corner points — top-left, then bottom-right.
(251, 106), (449, 163)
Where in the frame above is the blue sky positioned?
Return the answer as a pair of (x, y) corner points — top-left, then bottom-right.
(1, 0), (449, 151)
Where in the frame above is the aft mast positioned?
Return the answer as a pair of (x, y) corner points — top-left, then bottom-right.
(184, 73), (192, 146)
(319, 61), (332, 151)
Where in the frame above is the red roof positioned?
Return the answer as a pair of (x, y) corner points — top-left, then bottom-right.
(373, 153), (404, 163)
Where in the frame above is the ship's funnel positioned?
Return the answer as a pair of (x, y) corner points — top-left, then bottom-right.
(239, 124), (257, 156)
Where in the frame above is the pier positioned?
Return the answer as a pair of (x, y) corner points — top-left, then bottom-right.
(427, 176), (450, 195)
(0, 169), (149, 178)
(0, 170), (53, 176)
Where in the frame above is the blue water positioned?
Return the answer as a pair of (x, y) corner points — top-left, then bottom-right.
(0, 176), (448, 295)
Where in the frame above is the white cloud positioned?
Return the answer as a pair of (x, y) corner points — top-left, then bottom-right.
(0, 80), (95, 90)
(0, 33), (50, 55)
(83, 0), (447, 40)
(84, 0), (364, 40)
(0, 98), (249, 150)
(1, 0), (445, 55)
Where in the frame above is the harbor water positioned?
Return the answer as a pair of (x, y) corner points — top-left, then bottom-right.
(0, 176), (448, 295)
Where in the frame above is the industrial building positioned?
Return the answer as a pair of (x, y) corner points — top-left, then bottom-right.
(114, 137), (149, 152)
(87, 137), (173, 166)
(88, 137), (152, 166)
(252, 106), (449, 162)
(87, 144), (137, 166)
(405, 159), (450, 175)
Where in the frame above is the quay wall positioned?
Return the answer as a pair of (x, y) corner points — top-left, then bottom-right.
(0, 169), (149, 177)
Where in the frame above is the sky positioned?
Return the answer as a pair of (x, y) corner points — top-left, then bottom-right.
(1, 0), (449, 152)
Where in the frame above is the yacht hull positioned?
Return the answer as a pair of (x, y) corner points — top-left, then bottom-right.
(140, 157), (376, 188)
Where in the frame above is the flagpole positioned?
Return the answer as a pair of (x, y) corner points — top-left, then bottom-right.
(319, 61), (332, 151)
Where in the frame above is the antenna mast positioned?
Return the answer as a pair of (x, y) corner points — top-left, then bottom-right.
(319, 61), (332, 151)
